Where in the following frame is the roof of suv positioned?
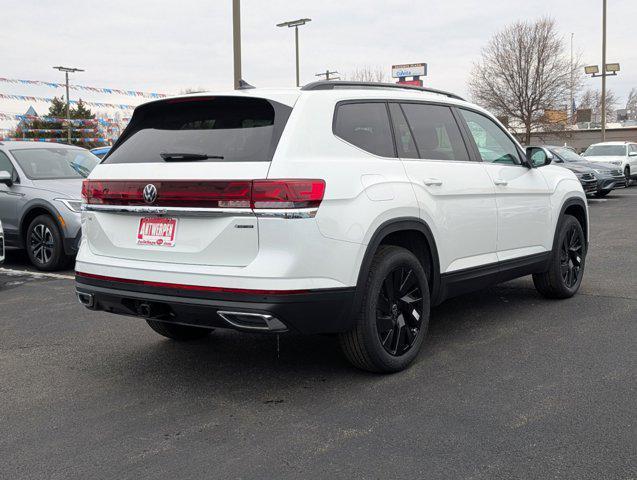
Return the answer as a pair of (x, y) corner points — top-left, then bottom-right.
(137, 82), (475, 111)
(588, 141), (635, 146)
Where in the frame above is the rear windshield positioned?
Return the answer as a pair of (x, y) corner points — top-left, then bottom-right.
(104, 96), (292, 164)
(583, 145), (626, 157)
(11, 148), (99, 179)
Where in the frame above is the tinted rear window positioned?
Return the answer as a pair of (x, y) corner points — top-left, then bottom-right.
(104, 97), (292, 164)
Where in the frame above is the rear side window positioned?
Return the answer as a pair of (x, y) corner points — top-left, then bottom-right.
(104, 97), (292, 164)
(333, 102), (395, 158)
(401, 104), (469, 161)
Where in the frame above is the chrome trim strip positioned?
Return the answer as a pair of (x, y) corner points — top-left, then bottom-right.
(253, 208), (318, 219)
(82, 204), (254, 217)
(82, 204), (318, 219)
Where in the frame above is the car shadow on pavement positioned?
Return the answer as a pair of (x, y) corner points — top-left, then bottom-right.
(92, 282), (548, 398)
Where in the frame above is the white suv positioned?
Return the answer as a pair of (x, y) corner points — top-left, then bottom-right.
(582, 141), (637, 185)
(75, 82), (589, 372)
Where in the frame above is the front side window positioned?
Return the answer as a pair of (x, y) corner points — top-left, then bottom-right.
(334, 102), (395, 158)
(400, 103), (469, 161)
(583, 144), (627, 157)
(10, 148), (99, 180)
(460, 109), (521, 165)
(0, 151), (16, 178)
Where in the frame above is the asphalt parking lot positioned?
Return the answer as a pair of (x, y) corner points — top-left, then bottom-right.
(1, 189), (636, 480)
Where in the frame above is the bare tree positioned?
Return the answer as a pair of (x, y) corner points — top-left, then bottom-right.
(578, 88), (618, 122)
(625, 87), (637, 111)
(346, 66), (387, 83)
(468, 17), (581, 144)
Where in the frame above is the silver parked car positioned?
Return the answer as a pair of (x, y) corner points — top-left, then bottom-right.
(0, 141), (100, 270)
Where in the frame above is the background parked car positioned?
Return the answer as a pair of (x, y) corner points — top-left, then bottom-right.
(0, 219), (4, 265)
(0, 141), (100, 270)
(542, 145), (626, 197)
(90, 146), (111, 159)
(528, 146), (597, 195)
(582, 141), (637, 186)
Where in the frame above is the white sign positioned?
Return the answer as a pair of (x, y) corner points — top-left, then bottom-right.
(392, 63), (427, 78)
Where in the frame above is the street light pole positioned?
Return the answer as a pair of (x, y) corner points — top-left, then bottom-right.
(570, 33), (574, 124)
(601, 0), (607, 141)
(232, 0), (241, 90)
(277, 18), (311, 87)
(53, 66), (84, 144)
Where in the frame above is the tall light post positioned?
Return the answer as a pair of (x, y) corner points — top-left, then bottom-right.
(601, 0), (607, 140)
(276, 18), (311, 87)
(584, 0), (620, 141)
(52, 66), (84, 144)
(232, 0), (241, 90)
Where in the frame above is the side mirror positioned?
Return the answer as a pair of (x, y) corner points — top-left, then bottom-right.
(0, 170), (12, 186)
(525, 147), (553, 168)
(629, 151), (637, 157)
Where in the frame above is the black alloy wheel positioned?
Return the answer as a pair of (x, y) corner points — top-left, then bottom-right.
(559, 223), (584, 288)
(376, 267), (423, 356)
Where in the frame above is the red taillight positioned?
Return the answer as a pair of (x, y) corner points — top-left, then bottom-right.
(82, 179), (325, 210)
(251, 179), (325, 209)
(82, 180), (252, 208)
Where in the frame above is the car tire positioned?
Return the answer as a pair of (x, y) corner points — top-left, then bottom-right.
(533, 215), (586, 299)
(594, 189), (610, 198)
(25, 214), (71, 271)
(625, 166), (631, 187)
(339, 246), (430, 373)
(146, 319), (212, 340)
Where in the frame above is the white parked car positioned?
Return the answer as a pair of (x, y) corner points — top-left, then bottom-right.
(582, 141), (637, 185)
(75, 82), (589, 372)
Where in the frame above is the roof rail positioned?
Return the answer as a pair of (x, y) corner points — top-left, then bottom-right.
(301, 81), (465, 101)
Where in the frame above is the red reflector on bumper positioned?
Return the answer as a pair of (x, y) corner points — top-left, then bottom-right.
(75, 271), (309, 295)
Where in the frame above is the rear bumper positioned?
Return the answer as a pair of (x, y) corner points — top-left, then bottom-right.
(75, 275), (356, 335)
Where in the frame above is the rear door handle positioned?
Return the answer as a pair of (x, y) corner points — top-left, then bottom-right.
(423, 178), (443, 186)
(493, 179), (508, 186)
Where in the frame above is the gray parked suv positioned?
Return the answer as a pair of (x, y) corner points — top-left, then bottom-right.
(0, 141), (99, 270)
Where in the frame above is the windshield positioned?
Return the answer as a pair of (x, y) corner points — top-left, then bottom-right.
(104, 97), (291, 164)
(11, 148), (99, 180)
(583, 145), (626, 157)
(553, 147), (585, 163)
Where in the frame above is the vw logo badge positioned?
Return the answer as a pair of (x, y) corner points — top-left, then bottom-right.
(143, 184), (158, 204)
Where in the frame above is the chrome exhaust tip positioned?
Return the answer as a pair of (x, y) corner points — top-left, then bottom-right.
(76, 291), (94, 308)
(217, 311), (288, 332)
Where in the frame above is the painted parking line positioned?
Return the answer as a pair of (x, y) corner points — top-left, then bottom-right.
(0, 267), (74, 280)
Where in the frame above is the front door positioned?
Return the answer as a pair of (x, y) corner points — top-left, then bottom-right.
(0, 151), (19, 243)
(457, 109), (552, 261)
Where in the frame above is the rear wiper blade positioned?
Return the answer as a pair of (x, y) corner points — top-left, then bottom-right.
(160, 152), (224, 161)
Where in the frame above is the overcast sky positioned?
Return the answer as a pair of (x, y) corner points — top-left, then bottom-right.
(1, 0), (635, 127)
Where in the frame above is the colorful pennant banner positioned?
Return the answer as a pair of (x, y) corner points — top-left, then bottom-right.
(1, 137), (108, 143)
(0, 77), (168, 98)
(0, 112), (120, 125)
(0, 93), (136, 110)
(22, 128), (99, 134)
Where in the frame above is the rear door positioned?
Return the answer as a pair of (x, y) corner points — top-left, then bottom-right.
(0, 150), (19, 242)
(84, 95), (292, 266)
(457, 108), (552, 261)
(391, 102), (498, 273)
